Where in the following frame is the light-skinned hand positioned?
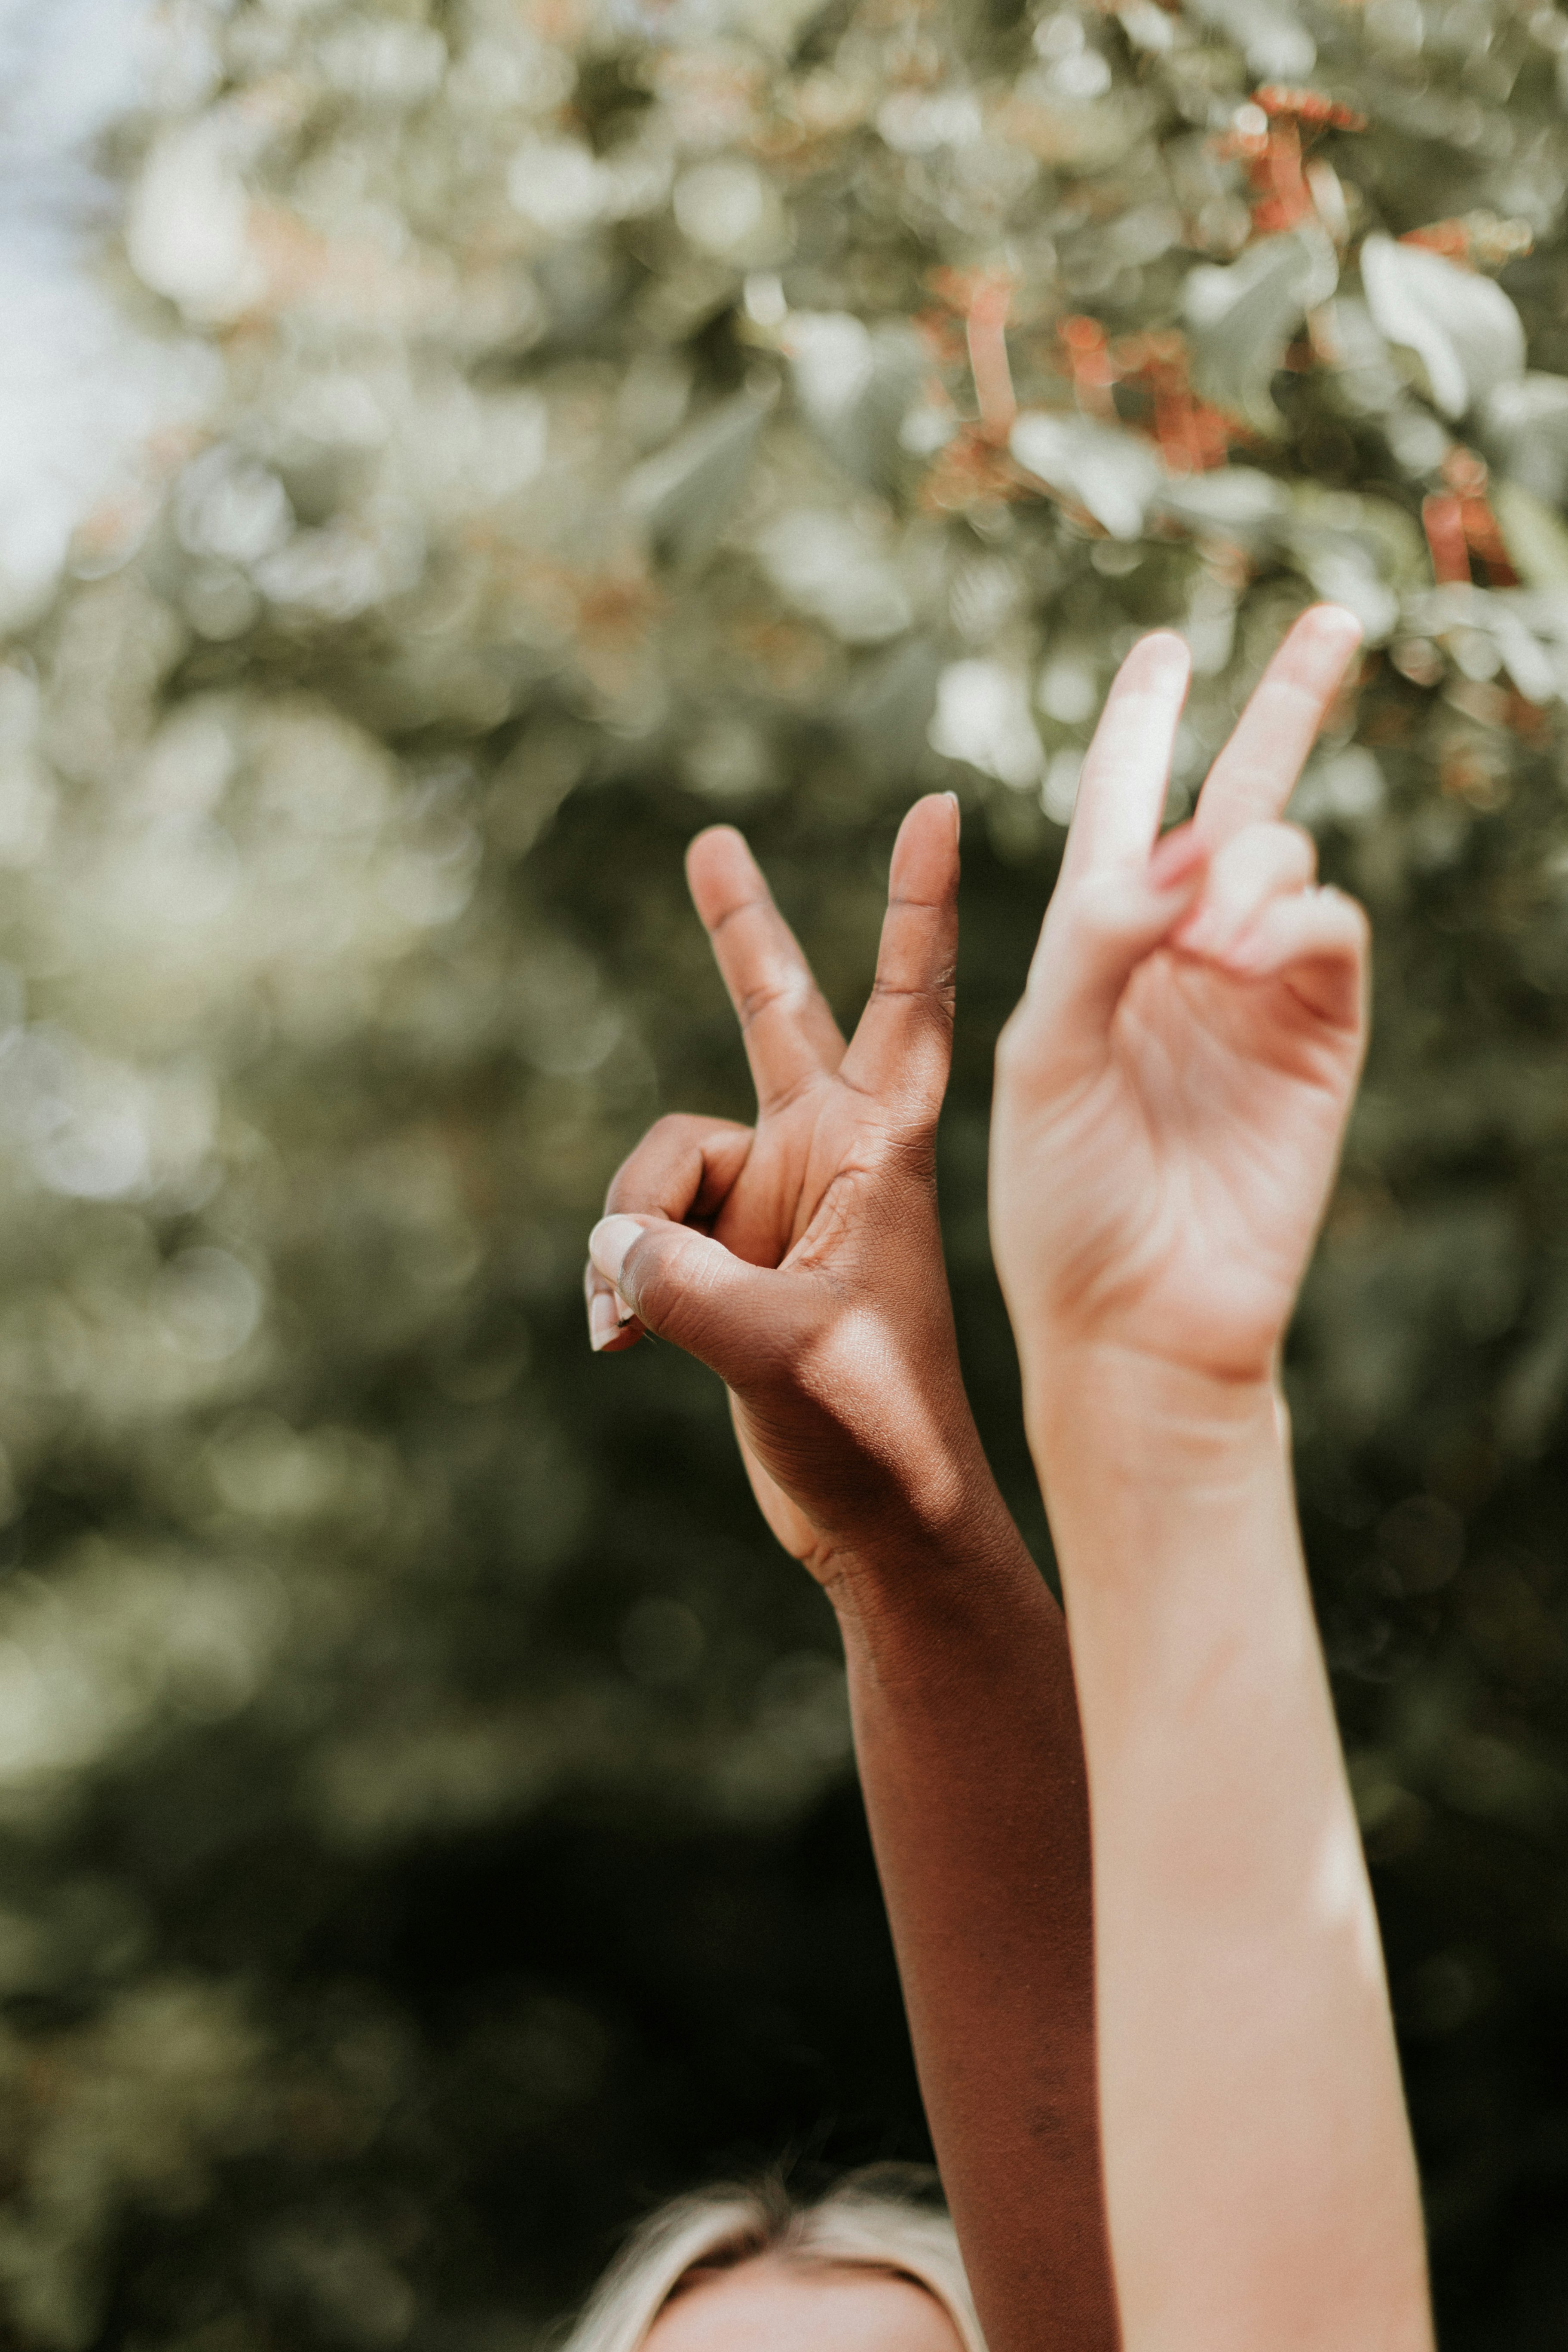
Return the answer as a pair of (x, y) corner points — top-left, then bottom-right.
(991, 603), (1368, 1390)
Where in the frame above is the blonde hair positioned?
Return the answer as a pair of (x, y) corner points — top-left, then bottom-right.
(558, 2166), (986, 2352)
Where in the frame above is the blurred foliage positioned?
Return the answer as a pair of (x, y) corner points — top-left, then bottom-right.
(3, 0), (1568, 2343)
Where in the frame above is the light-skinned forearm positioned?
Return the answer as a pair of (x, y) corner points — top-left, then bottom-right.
(824, 1472), (1119, 2352)
(1027, 1348), (1431, 2352)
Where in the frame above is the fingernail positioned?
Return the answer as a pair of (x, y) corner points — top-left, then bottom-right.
(1148, 823), (1207, 892)
(944, 790), (961, 837)
(588, 1289), (621, 1352)
(588, 1214), (645, 1291)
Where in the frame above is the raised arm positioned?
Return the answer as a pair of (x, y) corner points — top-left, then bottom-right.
(990, 610), (1433, 2352)
(587, 799), (1116, 2352)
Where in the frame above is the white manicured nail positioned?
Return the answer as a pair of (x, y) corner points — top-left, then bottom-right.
(588, 1289), (621, 1352)
(588, 1215), (645, 1291)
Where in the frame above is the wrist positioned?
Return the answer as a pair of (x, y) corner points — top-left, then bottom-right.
(823, 1509), (1057, 1698)
(816, 1465), (1039, 1624)
(793, 1348), (1017, 1568)
(1023, 1339), (1286, 1487)
(1025, 1345), (1309, 1647)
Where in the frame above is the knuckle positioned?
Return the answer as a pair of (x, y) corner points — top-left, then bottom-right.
(645, 1110), (711, 1158)
(606, 1111), (733, 1215)
(1278, 820), (1317, 875)
(604, 1164), (643, 1214)
(870, 969), (956, 1020)
(1071, 871), (1139, 944)
(606, 1125), (670, 1209)
(1335, 890), (1371, 949)
(738, 972), (805, 1029)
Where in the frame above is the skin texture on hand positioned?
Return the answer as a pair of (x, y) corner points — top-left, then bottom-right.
(992, 604), (1372, 1392)
(990, 606), (1434, 2352)
(586, 809), (1118, 2352)
(585, 792), (996, 1581)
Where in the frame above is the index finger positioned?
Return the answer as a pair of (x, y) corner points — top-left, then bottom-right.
(1060, 632), (1192, 885)
(686, 827), (845, 1112)
(1194, 604), (1363, 846)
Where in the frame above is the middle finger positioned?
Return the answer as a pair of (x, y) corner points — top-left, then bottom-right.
(686, 826), (845, 1113)
(1193, 605), (1363, 848)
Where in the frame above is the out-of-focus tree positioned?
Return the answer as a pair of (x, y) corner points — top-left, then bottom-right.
(2, 0), (1568, 2342)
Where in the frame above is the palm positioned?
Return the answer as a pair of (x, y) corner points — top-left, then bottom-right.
(995, 606), (1368, 1384)
(709, 1088), (889, 1269)
(1059, 957), (1359, 1372)
(705, 1087), (911, 1560)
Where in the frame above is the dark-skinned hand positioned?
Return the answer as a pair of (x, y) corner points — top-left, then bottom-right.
(586, 793), (992, 1588)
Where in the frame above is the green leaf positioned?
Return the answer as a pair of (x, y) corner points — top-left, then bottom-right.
(1183, 227), (1338, 435)
(1151, 467), (1289, 547)
(1185, 0), (1315, 75)
(1493, 478), (1568, 592)
(1284, 485), (1427, 643)
(1408, 582), (1562, 703)
(626, 384), (778, 570)
(1360, 236), (1526, 421)
(1008, 412), (1167, 538)
(786, 314), (928, 493)
(1479, 374), (1568, 509)
(753, 509), (913, 643)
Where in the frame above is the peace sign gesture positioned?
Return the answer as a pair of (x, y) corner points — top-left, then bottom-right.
(587, 795), (993, 1583)
(991, 604), (1368, 1391)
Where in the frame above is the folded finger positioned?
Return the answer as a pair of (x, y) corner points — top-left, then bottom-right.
(686, 827), (845, 1112)
(606, 1112), (753, 1223)
(1194, 606), (1362, 846)
(1172, 821), (1316, 963)
(589, 1113), (753, 1351)
(1017, 823), (1209, 1062)
(1218, 885), (1369, 1030)
(840, 793), (959, 1111)
(1059, 632), (1191, 887)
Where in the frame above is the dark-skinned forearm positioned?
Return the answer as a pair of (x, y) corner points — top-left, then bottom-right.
(824, 1473), (1118, 2352)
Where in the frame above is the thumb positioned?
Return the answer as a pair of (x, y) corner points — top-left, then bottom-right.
(1028, 822), (1208, 1045)
(588, 1213), (789, 1389)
